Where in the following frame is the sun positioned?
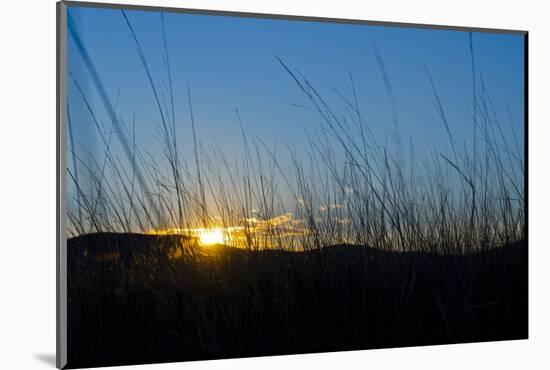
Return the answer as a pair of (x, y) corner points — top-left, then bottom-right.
(197, 228), (225, 246)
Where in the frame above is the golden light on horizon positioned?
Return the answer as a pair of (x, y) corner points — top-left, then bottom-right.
(145, 212), (310, 249)
(197, 228), (225, 246)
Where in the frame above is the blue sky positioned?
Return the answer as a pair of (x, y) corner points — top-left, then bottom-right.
(66, 4), (525, 217)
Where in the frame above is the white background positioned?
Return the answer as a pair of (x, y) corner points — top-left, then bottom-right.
(0, 0), (548, 369)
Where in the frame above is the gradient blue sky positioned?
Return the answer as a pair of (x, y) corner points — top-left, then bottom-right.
(66, 4), (525, 211)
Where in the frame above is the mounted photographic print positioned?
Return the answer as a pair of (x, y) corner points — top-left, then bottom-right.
(56, 1), (528, 368)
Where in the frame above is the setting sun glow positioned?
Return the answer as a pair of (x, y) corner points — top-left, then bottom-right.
(197, 228), (225, 246)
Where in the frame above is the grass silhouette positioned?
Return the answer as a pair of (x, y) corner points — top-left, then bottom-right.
(64, 11), (526, 368)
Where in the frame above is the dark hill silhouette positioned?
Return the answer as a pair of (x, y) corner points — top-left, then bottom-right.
(68, 232), (199, 267)
(66, 233), (527, 369)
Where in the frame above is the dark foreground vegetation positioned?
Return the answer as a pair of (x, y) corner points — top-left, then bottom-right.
(67, 232), (527, 368)
(65, 13), (526, 368)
